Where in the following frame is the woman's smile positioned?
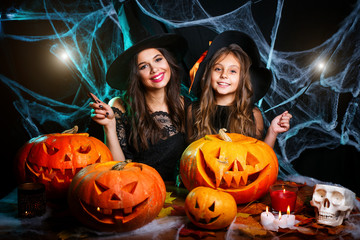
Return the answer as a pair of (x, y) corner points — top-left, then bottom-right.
(151, 72), (165, 82)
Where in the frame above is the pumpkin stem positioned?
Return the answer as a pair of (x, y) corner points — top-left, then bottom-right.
(111, 159), (132, 170)
(219, 128), (232, 142)
(62, 125), (79, 134)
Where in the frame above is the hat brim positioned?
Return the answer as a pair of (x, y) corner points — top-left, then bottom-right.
(106, 34), (187, 90)
(190, 31), (272, 103)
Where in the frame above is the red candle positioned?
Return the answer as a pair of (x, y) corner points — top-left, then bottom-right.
(270, 184), (298, 213)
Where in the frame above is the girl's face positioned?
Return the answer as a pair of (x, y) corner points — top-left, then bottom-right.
(137, 48), (171, 91)
(210, 52), (241, 104)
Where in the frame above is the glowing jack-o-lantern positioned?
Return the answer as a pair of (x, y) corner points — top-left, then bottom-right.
(185, 186), (237, 230)
(16, 127), (113, 199)
(180, 129), (278, 204)
(68, 161), (166, 232)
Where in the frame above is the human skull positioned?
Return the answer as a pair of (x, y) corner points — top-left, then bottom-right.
(310, 184), (355, 227)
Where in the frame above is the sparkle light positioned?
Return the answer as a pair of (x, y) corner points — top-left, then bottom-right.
(60, 51), (69, 61)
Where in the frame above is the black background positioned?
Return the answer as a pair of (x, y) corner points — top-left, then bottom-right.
(1, 0), (359, 198)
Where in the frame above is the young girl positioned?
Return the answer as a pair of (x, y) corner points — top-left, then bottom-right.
(188, 31), (292, 148)
(90, 34), (188, 181)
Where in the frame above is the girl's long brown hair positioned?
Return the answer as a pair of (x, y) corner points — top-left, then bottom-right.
(191, 44), (256, 141)
(124, 47), (185, 151)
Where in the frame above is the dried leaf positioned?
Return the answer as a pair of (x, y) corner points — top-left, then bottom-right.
(237, 212), (251, 218)
(294, 226), (318, 235)
(235, 215), (267, 237)
(327, 225), (345, 235)
(165, 192), (176, 204)
(179, 227), (216, 239)
(239, 202), (267, 215)
(295, 214), (315, 225)
(170, 205), (186, 216)
(157, 206), (174, 218)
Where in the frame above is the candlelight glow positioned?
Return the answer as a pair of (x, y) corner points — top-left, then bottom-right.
(279, 211), (282, 220)
(266, 206), (269, 214)
(283, 189), (286, 193)
(287, 205), (290, 215)
(97, 207), (100, 212)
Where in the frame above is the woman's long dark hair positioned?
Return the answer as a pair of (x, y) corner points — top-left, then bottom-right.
(191, 44), (256, 141)
(124, 47), (185, 151)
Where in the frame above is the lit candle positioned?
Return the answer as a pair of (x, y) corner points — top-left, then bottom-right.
(275, 211), (288, 228)
(284, 205), (296, 227)
(270, 184), (298, 213)
(261, 206), (275, 226)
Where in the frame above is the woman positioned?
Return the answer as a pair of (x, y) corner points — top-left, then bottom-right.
(90, 34), (188, 181)
(188, 31), (292, 148)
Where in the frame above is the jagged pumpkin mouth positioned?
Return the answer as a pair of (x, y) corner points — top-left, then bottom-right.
(201, 152), (267, 189)
(79, 197), (149, 224)
(25, 157), (101, 182)
(188, 211), (220, 224)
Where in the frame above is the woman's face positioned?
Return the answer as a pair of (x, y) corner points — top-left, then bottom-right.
(137, 48), (171, 91)
(210, 52), (241, 105)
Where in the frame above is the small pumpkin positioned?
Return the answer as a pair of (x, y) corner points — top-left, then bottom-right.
(180, 129), (278, 204)
(16, 126), (113, 199)
(68, 161), (166, 232)
(185, 186), (237, 230)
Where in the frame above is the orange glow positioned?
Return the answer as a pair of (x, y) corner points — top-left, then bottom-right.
(287, 205), (290, 215)
(278, 211), (282, 220)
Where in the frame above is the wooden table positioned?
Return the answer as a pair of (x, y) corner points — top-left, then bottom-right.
(0, 180), (358, 239)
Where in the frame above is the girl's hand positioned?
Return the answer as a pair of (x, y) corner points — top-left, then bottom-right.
(89, 93), (115, 126)
(270, 111), (292, 134)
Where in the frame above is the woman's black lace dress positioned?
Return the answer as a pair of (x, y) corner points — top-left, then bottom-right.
(112, 107), (187, 181)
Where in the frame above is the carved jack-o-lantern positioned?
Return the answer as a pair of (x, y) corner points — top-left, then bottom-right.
(16, 129), (113, 199)
(180, 129), (278, 204)
(68, 161), (166, 232)
(185, 186), (237, 230)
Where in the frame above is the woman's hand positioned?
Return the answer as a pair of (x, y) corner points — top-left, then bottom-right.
(269, 111), (293, 134)
(89, 93), (115, 127)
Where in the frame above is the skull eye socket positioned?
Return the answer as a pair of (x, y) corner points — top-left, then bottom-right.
(208, 202), (215, 212)
(331, 191), (344, 205)
(314, 189), (326, 201)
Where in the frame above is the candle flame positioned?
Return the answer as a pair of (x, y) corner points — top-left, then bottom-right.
(287, 205), (291, 215)
(283, 188), (286, 193)
(279, 211), (282, 220)
(266, 206), (269, 214)
(97, 207), (100, 212)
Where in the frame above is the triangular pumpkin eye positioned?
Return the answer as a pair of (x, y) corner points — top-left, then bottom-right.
(94, 180), (110, 194)
(43, 142), (59, 155)
(195, 200), (200, 209)
(246, 152), (260, 167)
(121, 182), (138, 194)
(79, 145), (91, 154)
(208, 202), (215, 212)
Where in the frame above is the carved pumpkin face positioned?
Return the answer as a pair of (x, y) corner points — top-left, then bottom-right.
(180, 133), (278, 204)
(16, 133), (113, 199)
(185, 186), (237, 230)
(68, 161), (166, 232)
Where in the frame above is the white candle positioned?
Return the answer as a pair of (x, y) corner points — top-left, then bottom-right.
(284, 206), (296, 228)
(276, 211), (288, 228)
(260, 206), (275, 226)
